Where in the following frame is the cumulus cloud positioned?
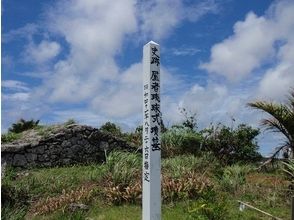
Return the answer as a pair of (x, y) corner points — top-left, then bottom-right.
(200, 0), (294, 85)
(258, 63), (294, 101)
(200, 12), (275, 81)
(15, 0), (212, 118)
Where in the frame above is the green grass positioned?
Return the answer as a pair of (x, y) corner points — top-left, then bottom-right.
(1, 132), (22, 143)
(2, 153), (292, 220)
(30, 201), (193, 220)
(2, 164), (105, 198)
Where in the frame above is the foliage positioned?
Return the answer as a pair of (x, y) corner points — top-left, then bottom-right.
(201, 123), (261, 165)
(188, 190), (229, 220)
(179, 107), (198, 131)
(2, 182), (29, 208)
(161, 127), (202, 157)
(1, 155), (290, 219)
(100, 122), (122, 137)
(162, 171), (212, 203)
(2, 165), (105, 201)
(248, 89), (294, 158)
(8, 118), (40, 133)
(103, 171), (212, 205)
(282, 159), (294, 192)
(30, 185), (95, 215)
(218, 164), (252, 194)
(1, 132), (22, 143)
(1, 205), (27, 220)
(104, 151), (141, 186)
(64, 118), (77, 126)
(122, 126), (142, 147)
(162, 154), (219, 178)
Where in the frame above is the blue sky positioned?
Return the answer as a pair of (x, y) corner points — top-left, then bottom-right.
(2, 0), (294, 156)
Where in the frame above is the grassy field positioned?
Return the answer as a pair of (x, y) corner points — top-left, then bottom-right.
(2, 152), (292, 220)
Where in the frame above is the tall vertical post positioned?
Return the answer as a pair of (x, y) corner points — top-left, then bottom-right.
(142, 41), (161, 220)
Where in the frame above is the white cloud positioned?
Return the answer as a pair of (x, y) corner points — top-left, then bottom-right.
(2, 80), (30, 92)
(2, 0), (219, 129)
(34, 0), (137, 104)
(200, 0), (294, 84)
(171, 46), (201, 56)
(258, 62), (294, 101)
(138, 0), (219, 40)
(200, 12), (275, 81)
(23, 40), (61, 64)
(2, 23), (38, 43)
(49, 109), (105, 126)
(2, 92), (30, 102)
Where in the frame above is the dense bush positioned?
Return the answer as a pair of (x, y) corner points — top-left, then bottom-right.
(8, 118), (40, 133)
(217, 164), (253, 195)
(201, 124), (262, 165)
(100, 122), (122, 137)
(161, 127), (202, 157)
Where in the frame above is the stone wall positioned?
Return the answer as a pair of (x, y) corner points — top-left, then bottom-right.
(1, 124), (135, 168)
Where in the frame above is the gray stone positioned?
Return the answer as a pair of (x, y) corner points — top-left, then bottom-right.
(62, 158), (72, 165)
(26, 153), (38, 162)
(1, 124), (135, 168)
(100, 141), (109, 150)
(61, 140), (71, 148)
(13, 154), (27, 167)
(33, 146), (45, 154)
(2, 143), (30, 153)
(68, 203), (89, 212)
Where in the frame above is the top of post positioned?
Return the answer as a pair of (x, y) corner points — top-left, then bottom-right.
(146, 40), (159, 46)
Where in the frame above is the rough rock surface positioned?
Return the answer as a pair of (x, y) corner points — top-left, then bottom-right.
(1, 124), (135, 168)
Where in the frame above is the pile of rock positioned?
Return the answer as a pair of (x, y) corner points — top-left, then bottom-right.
(1, 124), (135, 168)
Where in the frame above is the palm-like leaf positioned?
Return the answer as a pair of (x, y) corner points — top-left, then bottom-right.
(248, 89), (294, 158)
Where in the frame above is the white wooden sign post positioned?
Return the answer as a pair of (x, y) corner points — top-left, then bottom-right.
(142, 41), (161, 220)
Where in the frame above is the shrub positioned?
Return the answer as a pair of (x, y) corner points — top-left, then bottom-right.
(8, 118), (40, 133)
(218, 164), (253, 194)
(64, 118), (77, 126)
(161, 127), (202, 157)
(179, 107), (198, 131)
(100, 122), (122, 137)
(201, 123), (261, 165)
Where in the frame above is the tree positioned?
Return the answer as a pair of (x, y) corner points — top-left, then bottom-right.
(248, 89), (294, 158)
